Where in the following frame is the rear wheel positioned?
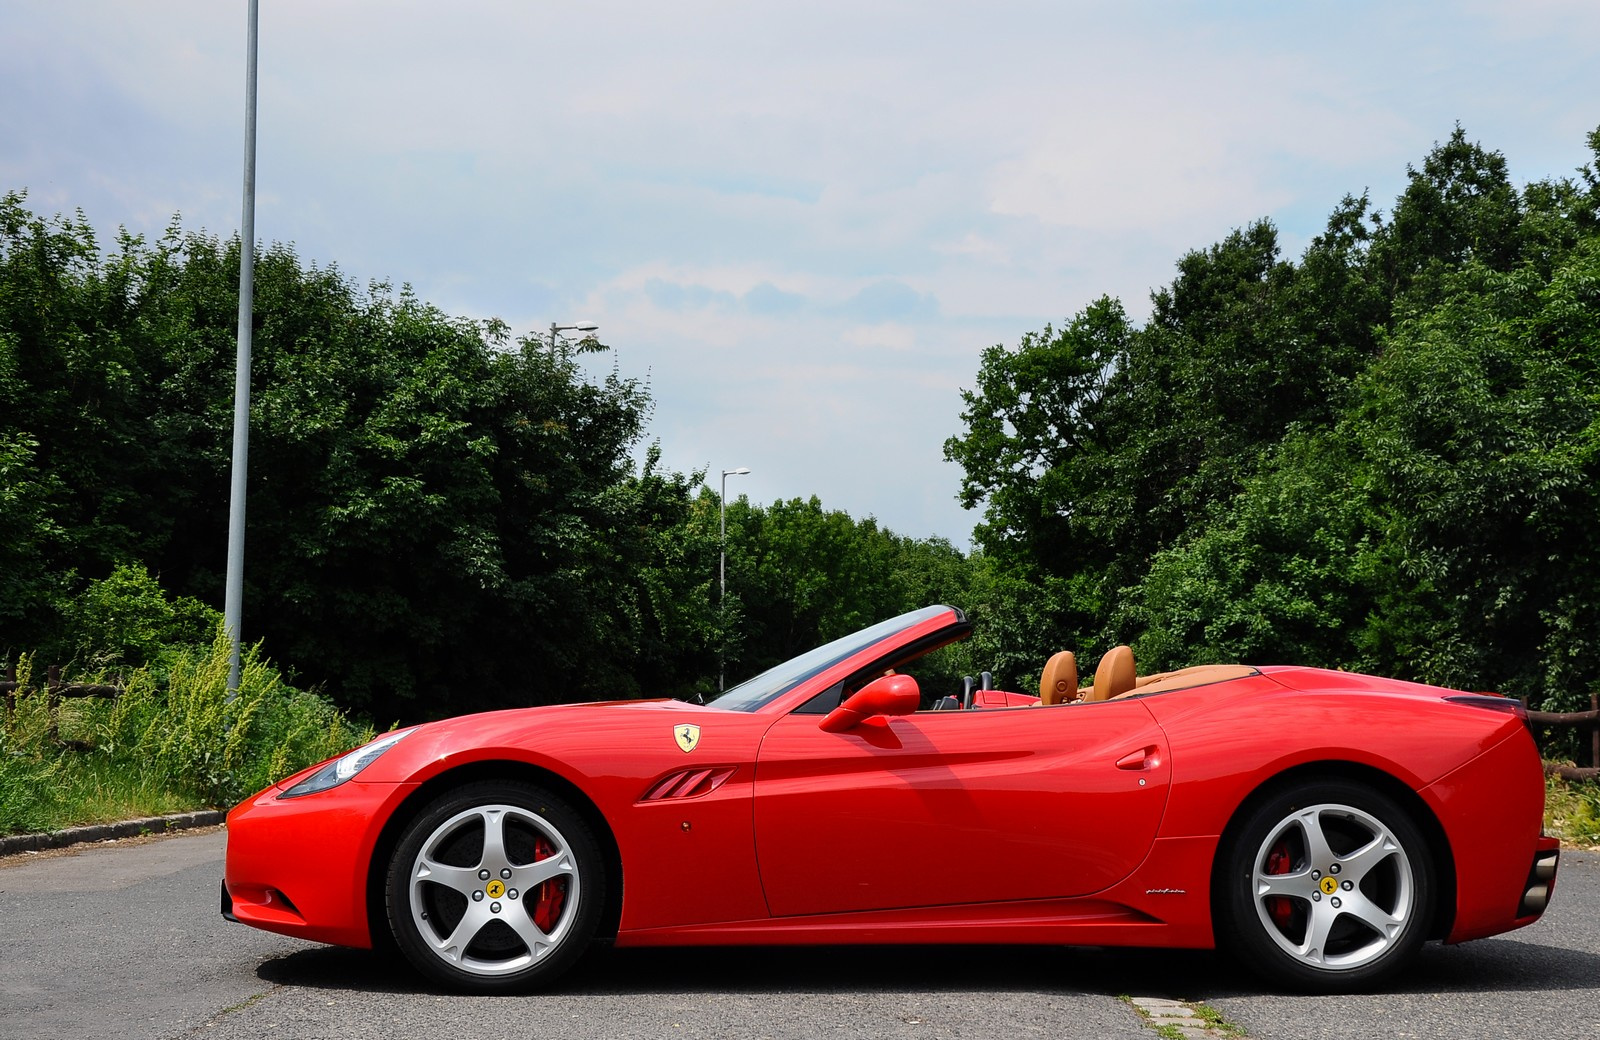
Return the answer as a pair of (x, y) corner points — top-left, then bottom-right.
(386, 781), (604, 993)
(1216, 780), (1434, 992)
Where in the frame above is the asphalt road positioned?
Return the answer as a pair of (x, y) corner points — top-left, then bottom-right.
(1, 830), (1597, 1040)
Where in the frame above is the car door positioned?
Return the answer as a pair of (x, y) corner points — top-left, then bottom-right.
(752, 698), (1171, 918)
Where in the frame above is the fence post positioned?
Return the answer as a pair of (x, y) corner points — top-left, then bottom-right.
(47, 663), (61, 743)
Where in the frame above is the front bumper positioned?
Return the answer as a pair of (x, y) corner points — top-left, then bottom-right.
(223, 777), (415, 949)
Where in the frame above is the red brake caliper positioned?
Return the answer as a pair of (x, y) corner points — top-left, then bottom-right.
(531, 836), (567, 933)
(1265, 842), (1294, 930)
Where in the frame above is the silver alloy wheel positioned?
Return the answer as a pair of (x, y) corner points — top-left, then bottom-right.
(407, 802), (581, 977)
(1250, 802), (1416, 971)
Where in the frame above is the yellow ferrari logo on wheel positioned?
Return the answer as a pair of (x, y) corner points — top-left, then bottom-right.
(675, 724), (701, 753)
(1320, 876), (1339, 895)
(486, 880), (506, 899)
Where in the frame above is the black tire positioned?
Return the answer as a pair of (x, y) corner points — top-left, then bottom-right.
(385, 780), (605, 993)
(1214, 779), (1434, 992)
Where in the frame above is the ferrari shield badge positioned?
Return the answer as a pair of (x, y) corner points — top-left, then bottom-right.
(674, 724), (701, 753)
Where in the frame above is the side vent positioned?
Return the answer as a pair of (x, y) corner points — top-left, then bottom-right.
(639, 767), (737, 802)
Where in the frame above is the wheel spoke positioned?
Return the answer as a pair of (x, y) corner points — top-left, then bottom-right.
(1255, 870), (1310, 901)
(1298, 808), (1337, 869)
(1342, 888), (1406, 940)
(415, 857), (481, 897)
(479, 809), (510, 870)
(503, 901), (558, 956)
(1338, 831), (1398, 885)
(432, 900), (495, 962)
(1301, 900), (1339, 963)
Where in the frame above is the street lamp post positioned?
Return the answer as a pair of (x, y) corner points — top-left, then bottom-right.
(224, 0), (260, 696)
(549, 321), (599, 350)
(719, 466), (750, 691)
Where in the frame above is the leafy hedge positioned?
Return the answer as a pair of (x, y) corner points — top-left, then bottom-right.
(1, 569), (369, 835)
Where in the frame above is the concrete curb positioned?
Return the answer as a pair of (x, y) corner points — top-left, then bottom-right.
(0, 810), (226, 857)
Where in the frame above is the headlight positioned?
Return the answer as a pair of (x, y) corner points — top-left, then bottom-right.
(279, 729), (412, 798)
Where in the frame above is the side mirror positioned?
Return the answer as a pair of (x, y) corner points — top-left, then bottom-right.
(819, 673), (921, 733)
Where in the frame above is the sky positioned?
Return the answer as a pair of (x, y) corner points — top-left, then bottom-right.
(4, 2), (1598, 547)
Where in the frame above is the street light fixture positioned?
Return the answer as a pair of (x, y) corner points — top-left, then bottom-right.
(549, 321), (599, 351)
(719, 466), (751, 691)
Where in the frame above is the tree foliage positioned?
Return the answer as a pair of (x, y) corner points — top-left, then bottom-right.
(948, 125), (1600, 711)
(8, 122), (1600, 729)
(718, 495), (974, 686)
(0, 188), (978, 722)
(0, 195), (725, 719)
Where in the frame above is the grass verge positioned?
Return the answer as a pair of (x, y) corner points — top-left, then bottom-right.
(1, 634), (371, 836)
(1544, 773), (1600, 848)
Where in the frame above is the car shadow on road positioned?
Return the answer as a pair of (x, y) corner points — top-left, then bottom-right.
(1153, 938), (1600, 1002)
(1381, 938), (1600, 995)
(257, 943), (1107, 996)
(254, 936), (1600, 999)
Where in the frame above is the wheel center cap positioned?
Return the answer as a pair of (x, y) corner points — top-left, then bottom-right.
(1319, 875), (1339, 896)
(486, 879), (506, 899)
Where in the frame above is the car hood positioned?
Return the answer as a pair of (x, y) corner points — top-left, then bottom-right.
(348, 697), (750, 788)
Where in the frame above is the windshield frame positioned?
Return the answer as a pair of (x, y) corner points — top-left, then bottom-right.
(707, 605), (966, 713)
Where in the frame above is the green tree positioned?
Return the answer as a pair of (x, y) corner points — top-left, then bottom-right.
(1350, 255), (1599, 705)
(0, 193), (716, 720)
(946, 124), (1600, 714)
(1123, 431), (1375, 671)
(718, 496), (976, 687)
(0, 194), (165, 647)
(1370, 125), (1526, 305)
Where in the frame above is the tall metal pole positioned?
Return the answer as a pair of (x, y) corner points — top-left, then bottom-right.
(225, 0), (260, 694)
(718, 467), (749, 691)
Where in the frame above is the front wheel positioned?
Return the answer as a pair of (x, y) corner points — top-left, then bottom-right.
(1215, 780), (1434, 992)
(386, 781), (605, 993)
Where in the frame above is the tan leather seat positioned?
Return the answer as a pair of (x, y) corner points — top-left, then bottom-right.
(1088, 644), (1136, 702)
(1038, 651), (1078, 705)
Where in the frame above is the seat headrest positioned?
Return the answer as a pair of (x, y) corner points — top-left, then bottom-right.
(1038, 650), (1078, 705)
(1090, 645), (1136, 702)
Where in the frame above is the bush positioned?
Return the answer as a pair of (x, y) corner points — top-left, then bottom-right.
(1546, 775), (1600, 848)
(0, 727), (58, 835)
(104, 630), (371, 807)
(55, 564), (220, 673)
(1, 625), (372, 834)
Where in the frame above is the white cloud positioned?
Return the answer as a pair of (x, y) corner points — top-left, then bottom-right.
(4, 0), (1598, 545)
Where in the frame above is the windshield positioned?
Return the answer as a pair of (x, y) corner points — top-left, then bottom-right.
(708, 605), (956, 712)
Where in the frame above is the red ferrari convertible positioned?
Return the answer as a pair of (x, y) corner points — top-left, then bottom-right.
(224, 605), (1558, 993)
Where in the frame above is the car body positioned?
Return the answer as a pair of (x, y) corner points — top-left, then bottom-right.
(223, 605), (1559, 993)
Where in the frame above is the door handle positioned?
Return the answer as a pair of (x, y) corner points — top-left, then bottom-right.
(1115, 745), (1161, 770)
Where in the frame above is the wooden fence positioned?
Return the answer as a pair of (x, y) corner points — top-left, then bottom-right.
(1, 664), (122, 750)
(1526, 693), (1600, 782)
